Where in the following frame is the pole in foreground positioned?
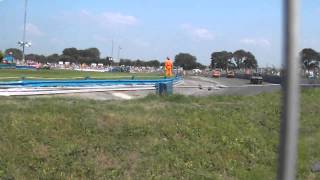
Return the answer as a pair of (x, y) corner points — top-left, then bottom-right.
(278, 0), (301, 180)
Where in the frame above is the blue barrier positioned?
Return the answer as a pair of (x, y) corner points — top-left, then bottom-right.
(0, 77), (182, 88)
(16, 66), (36, 70)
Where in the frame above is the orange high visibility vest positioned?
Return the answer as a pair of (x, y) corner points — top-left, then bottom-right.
(165, 59), (173, 70)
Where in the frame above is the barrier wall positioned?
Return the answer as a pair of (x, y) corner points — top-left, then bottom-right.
(235, 73), (320, 84)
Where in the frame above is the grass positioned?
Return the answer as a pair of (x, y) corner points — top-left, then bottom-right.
(0, 89), (319, 179)
(0, 69), (163, 81)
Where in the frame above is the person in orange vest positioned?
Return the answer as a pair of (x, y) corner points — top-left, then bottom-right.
(164, 57), (173, 77)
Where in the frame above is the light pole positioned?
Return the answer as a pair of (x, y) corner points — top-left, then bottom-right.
(18, 0), (31, 63)
(111, 39), (114, 60)
(117, 46), (122, 61)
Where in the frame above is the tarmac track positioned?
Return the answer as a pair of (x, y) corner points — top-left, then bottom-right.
(174, 76), (281, 96)
(37, 76), (281, 100)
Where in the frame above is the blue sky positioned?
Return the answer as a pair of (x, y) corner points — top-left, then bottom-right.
(0, 0), (319, 67)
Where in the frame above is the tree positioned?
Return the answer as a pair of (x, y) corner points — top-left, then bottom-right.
(196, 62), (206, 69)
(211, 51), (233, 70)
(5, 48), (23, 60)
(46, 54), (60, 63)
(301, 48), (320, 70)
(134, 59), (144, 67)
(63, 48), (79, 60)
(105, 57), (114, 66)
(174, 53), (198, 70)
(243, 52), (258, 69)
(86, 48), (100, 59)
(59, 55), (75, 63)
(25, 54), (47, 63)
(233, 50), (247, 69)
(146, 60), (160, 67)
(119, 59), (133, 66)
(0, 51), (4, 61)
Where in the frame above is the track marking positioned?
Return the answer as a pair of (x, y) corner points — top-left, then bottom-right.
(111, 92), (133, 100)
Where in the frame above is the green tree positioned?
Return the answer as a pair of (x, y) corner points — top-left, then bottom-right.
(62, 48), (78, 56)
(25, 54), (47, 63)
(233, 50), (247, 69)
(243, 52), (258, 69)
(119, 59), (131, 66)
(5, 48), (23, 60)
(59, 55), (75, 63)
(174, 53), (198, 70)
(46, 54), (60, 63)
(211, 51), (233, 70)
(145, 60), (160, 67)
(0, 51), (4, 61)
(300, 48), (320, 70)
(86, 48), (101, 59)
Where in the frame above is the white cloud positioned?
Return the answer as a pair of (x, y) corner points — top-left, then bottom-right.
(76, 10), (138, 28)
(240, 38), (271, 46)
(181, 24), (214, 41)
(26, 23), (44, 36)
(101, 12), (138, 26)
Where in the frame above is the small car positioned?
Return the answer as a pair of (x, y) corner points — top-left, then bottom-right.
(250, 73), (263, 84)
(212, 69), (221, 78)
(227, 71), (235, 78)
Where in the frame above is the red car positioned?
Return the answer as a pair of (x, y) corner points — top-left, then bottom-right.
(212, 69), (221, 78)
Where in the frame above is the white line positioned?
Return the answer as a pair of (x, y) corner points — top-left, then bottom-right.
(0, 87), (155, 96)
(111, 92), (133, 100)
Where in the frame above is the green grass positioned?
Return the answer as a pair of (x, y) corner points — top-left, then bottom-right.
(0, 89), (319, 179)
(0, 69), (163, 81)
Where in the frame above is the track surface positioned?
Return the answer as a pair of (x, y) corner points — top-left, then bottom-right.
(178, 76), (281, 96)
(33, 76), (280, 100)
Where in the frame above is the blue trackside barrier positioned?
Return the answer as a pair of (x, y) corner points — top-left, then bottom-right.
(0, 64), (16, 69)
(16, 66), (36, 70)
(0, 76), (182, 88)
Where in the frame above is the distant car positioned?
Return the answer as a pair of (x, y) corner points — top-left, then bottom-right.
(192, 69), (202, 75)
(41, 64), (51, 70)
(227, 71), (235, 78)
(250, 73), (263, 84)
(212, 69), (221, 78)
(111, 67), (121, 72)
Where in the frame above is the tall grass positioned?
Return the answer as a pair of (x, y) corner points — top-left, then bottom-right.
(0, 89), (319, 179)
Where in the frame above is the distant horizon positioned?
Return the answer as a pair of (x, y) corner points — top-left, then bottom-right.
(1, 0), (320, 68)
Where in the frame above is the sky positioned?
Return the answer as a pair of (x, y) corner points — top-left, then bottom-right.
(0, 0), (319, 67)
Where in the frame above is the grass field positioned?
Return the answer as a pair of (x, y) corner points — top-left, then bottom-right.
(0, 89), (319, 179)
(0, 69), (163, 81)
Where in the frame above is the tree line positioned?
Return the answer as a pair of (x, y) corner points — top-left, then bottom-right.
(119, 59), (161, 67)
(0, 47), (164, 67)
(211, 50), (258, 70)
(1, 47), (319, 70)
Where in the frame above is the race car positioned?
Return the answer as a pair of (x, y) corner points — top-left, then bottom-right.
(250, 73), (263, 84)
(212, 69), (221, 78)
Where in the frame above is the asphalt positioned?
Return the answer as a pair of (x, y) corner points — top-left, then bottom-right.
(40, 76), (281, 100)
(175, 76), (281, 96)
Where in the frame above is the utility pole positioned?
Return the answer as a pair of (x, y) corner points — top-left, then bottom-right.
(111, 40), (114, 61)
(117, 46), (122, 61)
(22, 0), (28, 62)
